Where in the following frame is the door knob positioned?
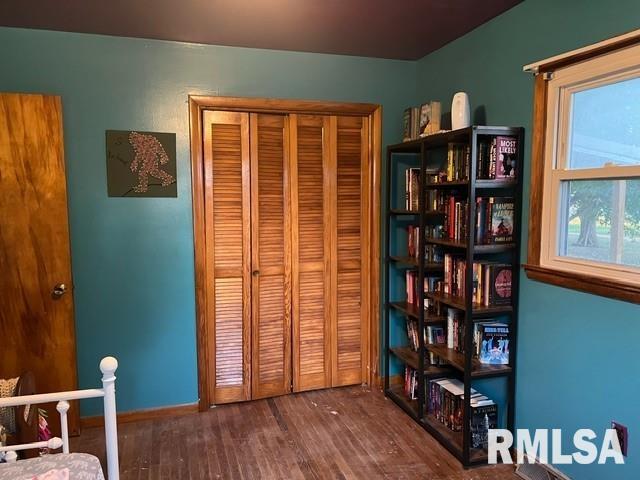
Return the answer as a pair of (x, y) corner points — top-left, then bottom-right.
(52, 283), (67, 299)
(252, 270), (260, 276)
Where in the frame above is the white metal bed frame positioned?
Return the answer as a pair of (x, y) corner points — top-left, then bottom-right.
(0, 357), (120, 480)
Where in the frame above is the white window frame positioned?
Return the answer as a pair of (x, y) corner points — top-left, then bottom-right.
(540, 42), (640, 286)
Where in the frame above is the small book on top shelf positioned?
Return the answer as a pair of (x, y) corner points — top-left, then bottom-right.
(402, 107), (421, 142)
(419, 101), (442, 137)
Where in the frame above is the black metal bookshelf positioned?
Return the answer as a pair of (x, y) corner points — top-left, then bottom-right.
(383, 125), (524, 467)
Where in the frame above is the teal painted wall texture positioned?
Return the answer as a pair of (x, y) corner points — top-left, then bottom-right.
(0, 27), (416, 416)
(416, 1), (640, 479)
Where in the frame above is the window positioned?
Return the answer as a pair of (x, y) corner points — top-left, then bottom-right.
(525, 32), (640, 302)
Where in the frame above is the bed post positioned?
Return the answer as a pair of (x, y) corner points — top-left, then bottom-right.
(56, 400), (70, 453)
(100, 357), (119, 480)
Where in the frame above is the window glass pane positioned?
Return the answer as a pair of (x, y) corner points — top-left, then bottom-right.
(568, 76), (640, 169)
(558, 179), (640, 268)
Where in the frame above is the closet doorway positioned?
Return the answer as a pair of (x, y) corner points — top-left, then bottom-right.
(189, 97), (381, 409)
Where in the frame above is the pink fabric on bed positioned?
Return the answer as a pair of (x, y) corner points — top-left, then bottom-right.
(31, 468), (69, 480)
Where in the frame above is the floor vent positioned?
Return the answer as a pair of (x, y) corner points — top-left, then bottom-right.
(516, 462), (571, 480)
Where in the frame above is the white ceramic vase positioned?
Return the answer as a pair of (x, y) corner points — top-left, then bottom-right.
(451, 92), (470, 130)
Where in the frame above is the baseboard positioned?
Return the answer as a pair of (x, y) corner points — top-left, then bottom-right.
(80, 402), (199, 429)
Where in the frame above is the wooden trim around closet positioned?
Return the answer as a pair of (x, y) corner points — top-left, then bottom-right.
(190, 96), (382, 411)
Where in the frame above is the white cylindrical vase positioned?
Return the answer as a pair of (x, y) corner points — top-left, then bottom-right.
(451, 92), (470, 130)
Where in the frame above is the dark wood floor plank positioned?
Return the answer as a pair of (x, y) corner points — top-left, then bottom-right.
(71, 387), (518, 480)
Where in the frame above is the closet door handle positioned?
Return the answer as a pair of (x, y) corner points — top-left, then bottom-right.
(252, 270), (260, 276)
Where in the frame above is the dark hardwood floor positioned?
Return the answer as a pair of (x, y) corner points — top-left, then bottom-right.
(72, 386), (518, 479)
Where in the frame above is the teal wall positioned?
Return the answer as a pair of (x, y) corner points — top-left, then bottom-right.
(415, 1), (640, 479)
(0, 27), (416, 416)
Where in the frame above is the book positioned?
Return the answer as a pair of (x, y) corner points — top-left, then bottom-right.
(411, 106), (420, 140)
(495, 136), (518, 178)
(476, 322), (510, 365)
(419, 101), (442, 136)
(402, 108), (412, 142)
(419, 102), (431, 136)
(405, 167), (420, 210)
(489, 265), (512, 306)
(471, 403), (498, 449)
(439, 255), (513, 308)
(488, 198), (514, 244)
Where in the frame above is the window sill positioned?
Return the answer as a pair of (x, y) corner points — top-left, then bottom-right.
(523, 264), (640, 304)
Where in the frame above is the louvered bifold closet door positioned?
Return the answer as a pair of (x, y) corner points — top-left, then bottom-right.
(250, 113), (292, 399)
(332, 116), (369, 387)
(290, 114), (332, 392)
(203, 111), (252, 404)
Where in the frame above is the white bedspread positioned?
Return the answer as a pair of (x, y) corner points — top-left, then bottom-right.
(0, 453), (104, 480)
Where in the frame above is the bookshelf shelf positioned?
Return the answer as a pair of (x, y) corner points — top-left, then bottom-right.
(389, 301), (447, 324)
(424, 344), (512, 378)
(424, 180), (468, 189)
(389, 256), (444, 272)
(420, 414), (488, 465)
(425, 292), (513, 317)
(389, 208), (445, 217)
(389, 208), (419, 216)
(425, 237), (517, 253)
(387, 384), (419, 419)
(390, 347), (452, 376)
(383, 124), (524, 467)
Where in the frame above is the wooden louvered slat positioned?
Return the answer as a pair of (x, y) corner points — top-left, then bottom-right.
(332, 115), (368, 387)
(251, 113), (291, 399)
(291, 114), (332, 392)
(203, 110), (251, 404)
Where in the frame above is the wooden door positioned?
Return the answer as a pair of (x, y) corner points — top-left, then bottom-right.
(0, 93), (79, 434)
(203, 110), (251, 404)
(332, 116), (369, 387)
(250, 114), (291, 399)
(290, 114), (332, 392)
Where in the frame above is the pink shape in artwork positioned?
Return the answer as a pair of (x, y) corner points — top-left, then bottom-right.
(128, 131), (175, 193)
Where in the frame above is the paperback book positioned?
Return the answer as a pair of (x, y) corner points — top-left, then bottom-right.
(474, 322), (510, 365)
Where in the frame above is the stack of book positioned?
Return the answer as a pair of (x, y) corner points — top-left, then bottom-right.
(406, 270), (419, 305)
(426, 325), (446, 365)
(446, 309), (511, 362)
(446, 308), (464, 351)
(405, 319), (446, 366)
(402, 101), (443, 142)
(444, 194), (469, 242)
(444, 143), (470, 182)
(476, 136), (518, 180)
(427, 377), (498, 448)
(442, 254), (513, 306)
(407, 226), (444, 263)
(403, 366), (419, 400)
